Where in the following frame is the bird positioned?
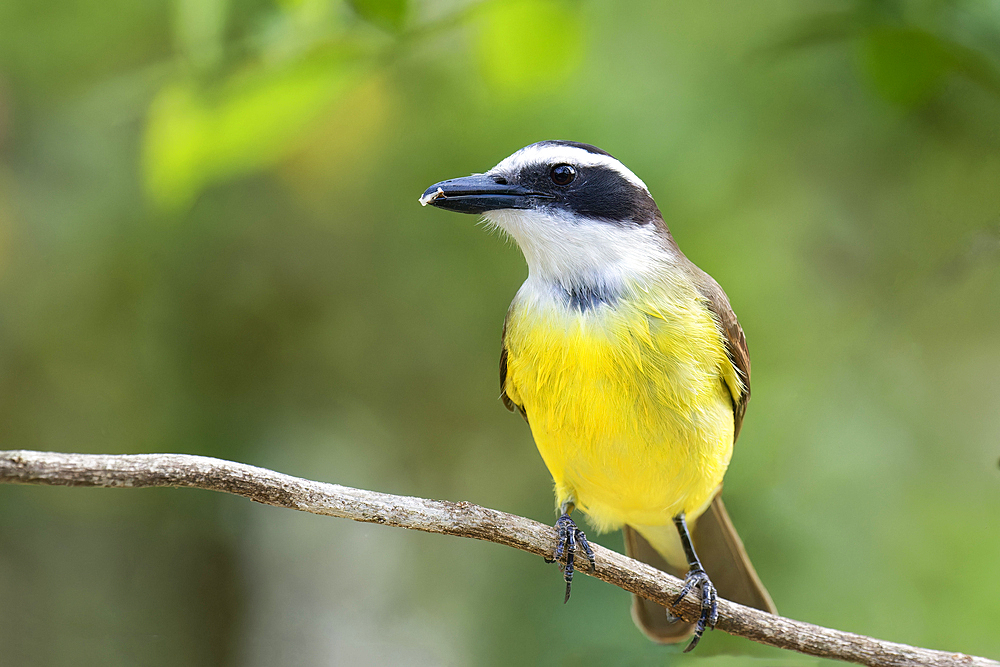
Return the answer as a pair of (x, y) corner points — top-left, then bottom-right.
(419, 140), (776, 650)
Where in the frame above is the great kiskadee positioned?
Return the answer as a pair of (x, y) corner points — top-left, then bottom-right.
(420, 141), (776, 649)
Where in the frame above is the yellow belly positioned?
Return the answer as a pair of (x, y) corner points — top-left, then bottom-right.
(503, 283), (736, 532)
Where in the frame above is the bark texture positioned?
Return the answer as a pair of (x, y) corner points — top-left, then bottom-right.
(1, 449), (994, 667)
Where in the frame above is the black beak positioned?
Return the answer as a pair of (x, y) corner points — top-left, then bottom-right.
(419, 174), (549, 214)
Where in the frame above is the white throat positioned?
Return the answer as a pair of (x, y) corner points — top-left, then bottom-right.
(483, 208), (674, 292)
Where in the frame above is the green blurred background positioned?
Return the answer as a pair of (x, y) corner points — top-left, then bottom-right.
(1, 0), (999, 665)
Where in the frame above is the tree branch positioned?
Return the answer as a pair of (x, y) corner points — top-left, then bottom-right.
(0, 449), (993, 667)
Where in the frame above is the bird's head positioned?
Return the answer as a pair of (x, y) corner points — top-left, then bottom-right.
(420, 141), (674, 286)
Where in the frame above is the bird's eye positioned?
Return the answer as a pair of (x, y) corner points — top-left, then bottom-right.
(550, 164), (576, 186)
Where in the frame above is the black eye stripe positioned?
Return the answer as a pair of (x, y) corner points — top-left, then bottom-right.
(513, 163), (657, 225)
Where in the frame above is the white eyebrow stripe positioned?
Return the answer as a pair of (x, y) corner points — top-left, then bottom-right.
(491, 144), (650, 193)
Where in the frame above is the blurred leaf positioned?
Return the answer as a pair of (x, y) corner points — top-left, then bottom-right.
(175, 0), (229, 72)
(475, 0), (583, 95)
(258, 0), (350, 62)
(143, 57), (356, 210)
(279, 73), (395, 203)
(858, 27), (951, 106)
(772, 4), (1000, 106)
(347, 0), (407, 32)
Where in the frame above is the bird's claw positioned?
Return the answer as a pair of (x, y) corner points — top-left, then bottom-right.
(545, 513), (596, 603)
(671, 567), (718, 652)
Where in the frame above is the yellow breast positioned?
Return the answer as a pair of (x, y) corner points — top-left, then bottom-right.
(503, 279), (737, 532)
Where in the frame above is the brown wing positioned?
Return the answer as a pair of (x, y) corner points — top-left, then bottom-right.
(500, 314), (527, 420)
(682, 261), (751, 440)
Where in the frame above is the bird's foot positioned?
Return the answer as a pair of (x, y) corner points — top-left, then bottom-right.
(543, 512), (596, 603)
(671, 567), (718, 652)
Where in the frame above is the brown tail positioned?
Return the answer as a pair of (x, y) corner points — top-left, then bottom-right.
(624, 495), (776, 643)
